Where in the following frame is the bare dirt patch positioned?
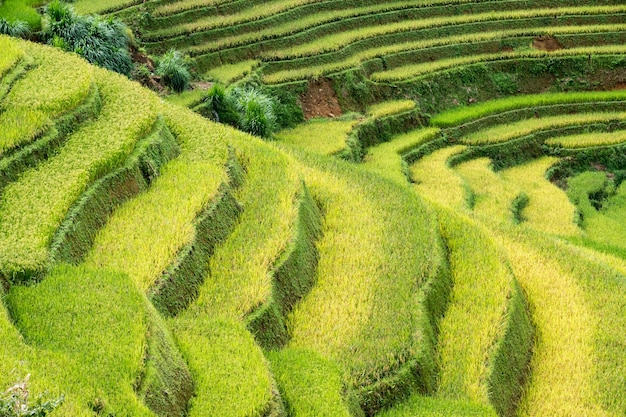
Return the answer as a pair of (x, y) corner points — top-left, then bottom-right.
(300, 78), (343, 120)
(532, 36), (562, 52)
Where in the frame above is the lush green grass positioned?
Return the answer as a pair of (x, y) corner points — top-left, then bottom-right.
(546, 129), (626, 148)
(500, 157), (580, 236)
(268, 348), (352, 417)
(7, 265), (153, 416)
(0, 0), (40, 29)
(85, 104), (230, 292)
(0, 44), (93, 156)
(410, 145), (469, 209)
(276, 118), (358, 156)
(0, 59), (159, 281)
(462, 111), (626, 145)
(171, 315), (276, 417)
(432, 90), (626, 127)
(371, 44), (626, 82)
(363, 127), (440, 185)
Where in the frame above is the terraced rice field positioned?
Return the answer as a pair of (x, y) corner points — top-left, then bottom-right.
(2, 0), (626, 415)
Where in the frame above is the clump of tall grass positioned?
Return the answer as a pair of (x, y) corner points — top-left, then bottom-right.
(156, 49), (191, 92)
(0, 18), (30, 38)
(42, 0), (132, 76)
(232, 87), (277, 139)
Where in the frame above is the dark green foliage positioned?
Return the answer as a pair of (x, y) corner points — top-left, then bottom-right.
(510, 193), (530, 224)
(0, 17), (29, 38)
(156, 49), (191, 92)
(43, 1), (132, 76)
(50, 117), (180, 265)
(0, 377), (63, 417)
(134, 308), (194, 417)
(487, 281), (534, 417)
(491, 72), (518, 95)
(232, 87), (277, 138)
(199, 84), (240, 127)
(149, 153), (244, 316)
(264, 86), (304, 129)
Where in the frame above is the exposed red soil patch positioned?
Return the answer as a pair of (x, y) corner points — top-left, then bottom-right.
(613, 82), (626, 90)
(300, 78), (343, 120)
(532, 36), (562, 52)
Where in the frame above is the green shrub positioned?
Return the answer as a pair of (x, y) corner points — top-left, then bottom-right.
(43, 1), (132, 76)
(0, 17), (29, 38)
(232, 87), (277, 138)
(199, 84), (239, 127)
(156, 49), (190, 92)
(0, 376), (63, 417)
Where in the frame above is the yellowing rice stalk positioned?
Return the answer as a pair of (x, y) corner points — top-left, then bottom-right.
(435, 209), (512, 406)
(152, 0), (234, 16)
(0, 66), (159, 279)
(498, 236), (608, 417)
(363, 127), (440, 185)
(85, 104), (230, 291)
(462, 112), (626, 145)
(0, 36), (23, 78)
(269, 6), (626, 59)
(263, 24), (626, 83)
(206, 59), (260, 84)
(546, 129), (626, 148)
(367, 100), (415, 118)
(410, 145), (468, 210)
(192, 138), (301, 318)
(500, 157), (579, 236)
(454, 158), (521, 224)
(276, 118), (359, 156)
(372, 44), (626, 82)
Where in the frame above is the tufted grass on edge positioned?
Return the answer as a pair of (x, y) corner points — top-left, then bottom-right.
(462, 111), (626, 145)
(0, 62), (159, 281)
(500, 157), (580, 236)
(276, 118), (359, 156)
(371, 44), (626, 82)
(0, 42), (93, 156)
(6, 264), (153, 416)
(286, 150), (446, 406)
(85, 103), (230, 292)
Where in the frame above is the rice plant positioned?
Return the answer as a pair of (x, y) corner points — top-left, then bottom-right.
(276, 118), (359, 156)
(546, 129), (626, 148)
